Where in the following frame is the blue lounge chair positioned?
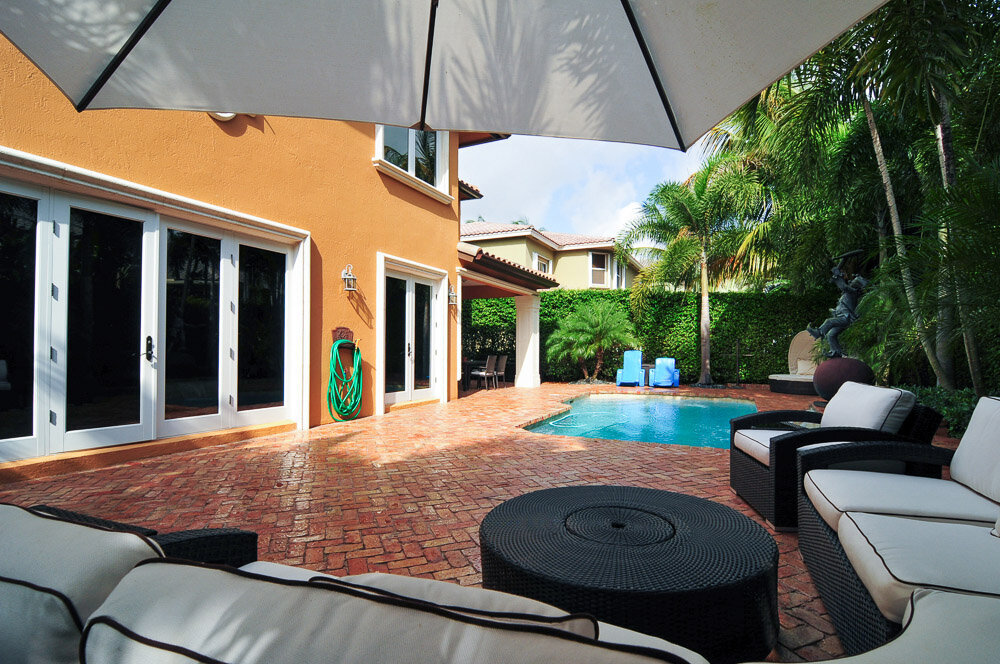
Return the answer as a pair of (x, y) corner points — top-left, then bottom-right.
(650, 357), (680, 387)
(615, 350), (645, 386)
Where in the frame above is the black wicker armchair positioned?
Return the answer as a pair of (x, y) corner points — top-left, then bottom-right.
(795, 441), (955, 654)
(29, 505), (258, 567)
(729, 402), (941, 530)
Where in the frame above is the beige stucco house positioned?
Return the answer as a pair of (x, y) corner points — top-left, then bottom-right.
(459, 222), (641, 290)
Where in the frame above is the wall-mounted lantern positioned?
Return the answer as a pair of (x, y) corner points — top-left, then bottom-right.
(341, 264), (358, 292)
(448, 285), (458, 306)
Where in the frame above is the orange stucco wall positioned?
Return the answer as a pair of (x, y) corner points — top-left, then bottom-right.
(0, 38), (460, 426)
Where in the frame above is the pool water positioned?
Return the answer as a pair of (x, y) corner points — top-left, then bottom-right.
(525, 395), (756, 448)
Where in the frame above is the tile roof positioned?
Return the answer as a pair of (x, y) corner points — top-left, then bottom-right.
(460, 221), (531, 236)
(537, 230), (614, 246)
(460, 223), (615, 248)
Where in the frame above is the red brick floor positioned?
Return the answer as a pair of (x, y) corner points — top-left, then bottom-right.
(0, 383), (958, 662)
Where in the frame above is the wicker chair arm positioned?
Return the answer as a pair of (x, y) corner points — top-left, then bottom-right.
(796, 440), (955, 479)
(154, 528), (258, 567)
(730, 410), (821, 439)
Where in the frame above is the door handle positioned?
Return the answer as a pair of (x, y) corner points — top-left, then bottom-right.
(134, 336), (153, 361)
(407, 342), (412, 358)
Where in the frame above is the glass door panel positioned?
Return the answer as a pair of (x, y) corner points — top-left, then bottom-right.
(66, 208), (143, 431)
(0, 192), (38, 440)
(385, 276), (407, 395)
(413, 282), (432, 391)
(164, 230), (221, 419)
(237, 245), (285, 411)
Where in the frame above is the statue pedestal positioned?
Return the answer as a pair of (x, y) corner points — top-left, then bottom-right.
(812, 357), (875, 400)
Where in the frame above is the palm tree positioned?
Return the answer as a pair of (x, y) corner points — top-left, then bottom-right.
(546, 300), (638, 381)
(856, 0), (993, 390)
(618, 156), (767, 385)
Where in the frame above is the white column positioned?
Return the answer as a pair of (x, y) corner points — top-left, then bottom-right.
(514, 295), (541, 388)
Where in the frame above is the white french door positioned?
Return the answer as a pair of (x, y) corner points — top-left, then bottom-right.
(0, 178), (298, 462)
(156, 223), (292, 436)
(384, 271), (437, 406)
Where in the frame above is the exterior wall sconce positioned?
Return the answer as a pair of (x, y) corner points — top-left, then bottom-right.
(448, 285), (458, 306)
(341, 264), (358, 292)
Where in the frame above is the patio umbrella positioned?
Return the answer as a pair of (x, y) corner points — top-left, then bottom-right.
(0, 0), (887, 150)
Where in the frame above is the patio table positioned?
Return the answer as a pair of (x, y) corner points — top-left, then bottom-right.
(480, 485), (778, 664)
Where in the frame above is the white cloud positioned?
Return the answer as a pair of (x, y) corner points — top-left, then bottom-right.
(459, 135), (702, 236)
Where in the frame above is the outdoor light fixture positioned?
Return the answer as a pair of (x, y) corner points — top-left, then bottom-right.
(341, 264), (357, 292)
(448, 285), (458, 306)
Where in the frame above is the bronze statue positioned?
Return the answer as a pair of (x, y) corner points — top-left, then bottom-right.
(808, 251), (868, 358)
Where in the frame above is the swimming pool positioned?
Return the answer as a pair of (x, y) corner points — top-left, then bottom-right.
(525, 394), (756, 448)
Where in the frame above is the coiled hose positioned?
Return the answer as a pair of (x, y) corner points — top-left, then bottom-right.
(327, 340), (362, 420)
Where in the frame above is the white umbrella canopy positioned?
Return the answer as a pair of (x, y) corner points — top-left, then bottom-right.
(1, 0), (887, 150)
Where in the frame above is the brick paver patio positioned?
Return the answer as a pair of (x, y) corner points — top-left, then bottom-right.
(0, 383), (957, 662)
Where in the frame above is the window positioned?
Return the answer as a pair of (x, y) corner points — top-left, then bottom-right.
(590, 252), (608, 287)
(615, 259), (627, 289)
(375, 125), (450, 202)
(534, 253), (550, 274)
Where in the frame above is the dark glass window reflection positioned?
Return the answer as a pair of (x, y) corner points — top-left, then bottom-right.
(385, 276), (406, 393)
(0, 193), (37, 439)
(67, 209), (143, 431)
(237, 245), (285, 410)
(414, 282), (431, 390)
(165, 230), (221, 419)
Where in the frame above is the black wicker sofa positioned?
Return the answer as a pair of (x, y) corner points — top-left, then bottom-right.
(796, 396), (1000, 655)
(729, 381), (942, 530)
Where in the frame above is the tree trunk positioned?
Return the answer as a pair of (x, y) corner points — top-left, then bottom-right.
(863, 97), (953, 388)
(594, 348), (605, 379)
(699, 250), (712, 385)
(578, 357), (590, 381)
(935, 94), (984, 394)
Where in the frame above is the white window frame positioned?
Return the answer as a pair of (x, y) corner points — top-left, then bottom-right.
(589, 251), (609, 288)
(533, 252), (550, 274)
(614, 258), (627, 289)
(373, 125), (452, 204)
(375, 252), (449, 415)
(0, 161), (309, 463)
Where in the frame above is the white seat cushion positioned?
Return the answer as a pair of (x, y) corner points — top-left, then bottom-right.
(741, 589), (1000, 664)
(85, 560), (710, 664)
(951, 397), (1000, 503)
(0, 504), (162, 664)
(820, 382), (916, 433)
(838, 512), (1000, 623)
(732, 429), (789, 466)
(804, 469), (999, 531)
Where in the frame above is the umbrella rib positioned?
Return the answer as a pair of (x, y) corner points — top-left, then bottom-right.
(418, 0), (440, 131)
(76, 0), (175, 111)
(619, 0), (685, 149)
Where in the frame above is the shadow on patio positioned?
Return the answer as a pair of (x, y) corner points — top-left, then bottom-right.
(0, 383), (957, 661)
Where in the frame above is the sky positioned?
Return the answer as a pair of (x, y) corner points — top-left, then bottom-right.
(458, 135), (707, 239)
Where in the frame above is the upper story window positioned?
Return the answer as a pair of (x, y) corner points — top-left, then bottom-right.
(534, 253), (550, 274)
(590, 252), (608, 287)
(375, 125), (451, 204)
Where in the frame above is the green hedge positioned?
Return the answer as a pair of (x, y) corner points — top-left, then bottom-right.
(463, 289), (834, 383)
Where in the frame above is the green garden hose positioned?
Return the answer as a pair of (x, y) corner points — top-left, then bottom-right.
(327, 339), (363, 420)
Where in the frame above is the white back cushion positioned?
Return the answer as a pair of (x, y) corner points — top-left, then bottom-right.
(0, 504), (162, 664)
(951, 397), (1000, 502)
(820, 382), (916, 433)
(85, 560), (705, 664)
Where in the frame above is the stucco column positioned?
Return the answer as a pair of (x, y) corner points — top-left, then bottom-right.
(514, 295), (541, 388)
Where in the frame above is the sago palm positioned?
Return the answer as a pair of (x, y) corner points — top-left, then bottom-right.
(546, 300), (638, 381)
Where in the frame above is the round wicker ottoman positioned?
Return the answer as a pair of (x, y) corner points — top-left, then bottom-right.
(480, 486), (778, 664)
